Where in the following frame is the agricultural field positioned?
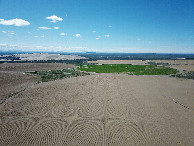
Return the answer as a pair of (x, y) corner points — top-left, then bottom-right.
(0, 61), (194, 145)
(78, 64), (178, 75)
(88, 59), (194, 72)
(0, 74), (194, 145)
(0, 63), (75, 72)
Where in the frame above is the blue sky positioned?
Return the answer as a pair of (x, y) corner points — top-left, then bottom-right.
(0, 0), (194, 53)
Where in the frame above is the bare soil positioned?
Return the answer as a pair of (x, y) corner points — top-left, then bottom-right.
(0, 72), (194, 145)
(0, 63), (75, 72)
(0, 63), (75, 101)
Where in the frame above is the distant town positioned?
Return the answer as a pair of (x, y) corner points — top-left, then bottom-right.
(0, 53), (86, 62)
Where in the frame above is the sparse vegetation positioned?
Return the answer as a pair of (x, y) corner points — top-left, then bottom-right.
(78, 64), (178, 75)
(147, 62), (170, 66)
(28, 69), (90, 82)
(171, 71), (194, 80)
(0, 59), (88, 66)
(0, 89), (25, 104)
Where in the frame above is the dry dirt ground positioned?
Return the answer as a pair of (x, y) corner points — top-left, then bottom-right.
(0, 63), (75, 102)
(0, 73), (194, 145)
(0, 63), (75, 72)
(0, 72), (35, 102)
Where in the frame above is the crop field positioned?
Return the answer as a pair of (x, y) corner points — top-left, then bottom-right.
(0, 61), (194, 146)
(78, 64), (178, 75)
(0, 74), (194, 145)
(0, 63), (75, 72)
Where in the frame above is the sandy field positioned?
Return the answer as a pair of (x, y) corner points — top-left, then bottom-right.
(0, 72), (194, 145)
(0, 72), (35, 102)
(89, 60), (194, 72)
(0, 63), (75, 102)
(0, 63), (75, 73)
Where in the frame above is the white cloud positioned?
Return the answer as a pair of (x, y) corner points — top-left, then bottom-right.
(9, 32), (14, 35)
(2, 31), (15, 35)
(0, 43), (7, 46)
(34, 36), (38, 38)
(105, 35), (110, 38)
(73, 34), (81, 37)
(98, 36), (101, 38)
(108, 25), (112, 27)
(96, 38), (99, 40)
(92, 30), (96, 33)
(0, 43), (94, 52)
(137, 38), (141, 41)
(65, 14), (68, 17)
(0, 18), (30, 26)
(38, 27), (51, 30)
(46, 15), (63, 23)
(41, 35), (45, 38)
(60, 33), (67, 36)
(54, 27), (59, 29)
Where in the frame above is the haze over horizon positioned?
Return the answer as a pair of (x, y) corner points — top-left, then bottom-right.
(0, 0), (194, 53)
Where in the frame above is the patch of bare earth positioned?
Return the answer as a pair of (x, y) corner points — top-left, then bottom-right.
(0, 63), (75, 102)
(0, 72), (35, 102)
(0, 74), (193, 145)
(0, 63), (75, 72)
(152, 60), (194, 72)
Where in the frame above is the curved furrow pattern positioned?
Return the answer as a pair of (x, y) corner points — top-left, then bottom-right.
(51, 103), (76, 117)
(0, 97), (53, 117)
(107, 98), (129, 118)
(107, 118), (180, 146)
(63, 120), (103, 146)
(143, 120), (180, 146)
(1, 118), (68, 146)
(19, 118), (68, 146)
(107, 120), (148, 146)
(22, 102), (52, 116)
(0, 117), (37, 145)
(79, 99), (104, 118)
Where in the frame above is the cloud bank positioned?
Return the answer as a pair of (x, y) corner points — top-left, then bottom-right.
(0, 18), (30, 26)
(0, 44), (93, 52)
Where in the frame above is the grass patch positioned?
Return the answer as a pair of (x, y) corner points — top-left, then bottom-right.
(28, 69), (90, 82)
(78, 64), (178, 75)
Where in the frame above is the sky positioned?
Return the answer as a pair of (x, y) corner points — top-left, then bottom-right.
(0, 0), (194, 53)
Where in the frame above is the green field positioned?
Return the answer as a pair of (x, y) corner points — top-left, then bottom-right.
(78, 64), (178, 75)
